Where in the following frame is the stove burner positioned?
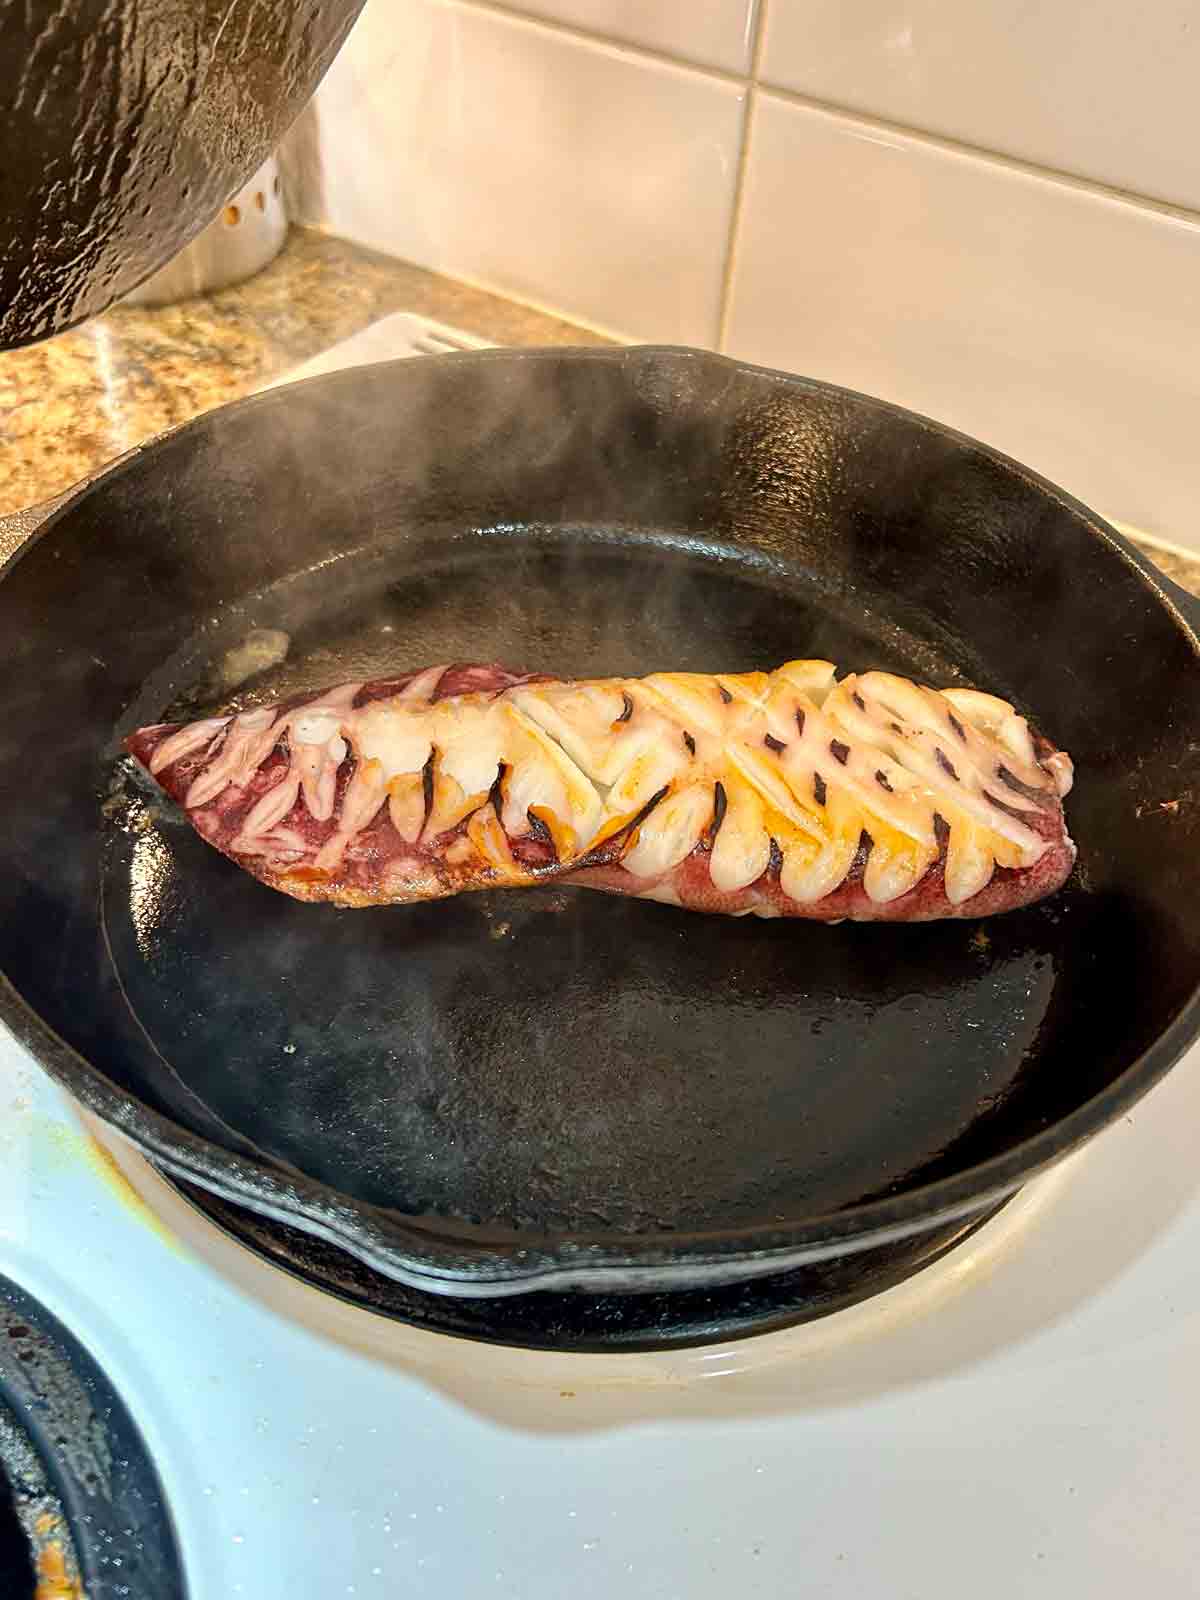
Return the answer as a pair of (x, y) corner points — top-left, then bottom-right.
(162, 1173), (1011, 1351)
(0, 1275), (186, 1600)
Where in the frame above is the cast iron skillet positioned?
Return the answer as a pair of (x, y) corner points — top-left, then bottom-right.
(0, 347), (1197, 1298)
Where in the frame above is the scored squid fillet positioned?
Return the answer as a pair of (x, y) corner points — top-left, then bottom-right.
(125, 659), (1076, 922)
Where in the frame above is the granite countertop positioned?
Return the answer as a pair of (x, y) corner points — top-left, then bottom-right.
(0, 223), (1196, 597)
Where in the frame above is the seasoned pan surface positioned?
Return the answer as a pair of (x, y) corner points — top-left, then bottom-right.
(0, 347), (1196, 1293)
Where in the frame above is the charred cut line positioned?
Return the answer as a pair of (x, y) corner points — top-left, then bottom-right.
(487, 763), (507, 811)
(997, 763), (1049, 805)
(630, 784), (671, 833)
(850, 830), (874, 880)
(852, 691), (866, 712)
(683, 731), (696, 756)
(795, 708), (806, 737)
(709, 780), (727, 842)
(932, 811), (950, 858)
(718, 684), (733, 704)
(948, 710), (967, 742)
(813, 771), (827, 807)
(525, 809), (553, 849)
(935, 748), (959, 782)
(768, 837), (784, 875)
(421, 750), (435, 823)
(575, 784), (672, 870)
(875, 769), (893, 793)
(616, 691), (634, 724)
(984, 789), (1039, 826)
(829, 739), (850, 766)
(764, 733), (786, 753)
(890, 721), (904, 736)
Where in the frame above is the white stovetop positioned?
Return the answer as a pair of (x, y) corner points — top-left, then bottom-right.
(2, 1023), (1198, 1599)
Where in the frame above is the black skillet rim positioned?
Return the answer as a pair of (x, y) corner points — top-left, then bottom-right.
(159, 1171), (1013, 1350)
(0, 344), (1197, 1293)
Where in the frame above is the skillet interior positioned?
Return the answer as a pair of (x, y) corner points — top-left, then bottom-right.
(0, 346), (1196, 1290)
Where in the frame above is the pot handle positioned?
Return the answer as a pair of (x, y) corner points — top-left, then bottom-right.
(0, 487), (73, 568)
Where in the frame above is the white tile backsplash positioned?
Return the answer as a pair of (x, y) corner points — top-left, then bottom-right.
(303, 0), (1200, 545)
(724, 94), (1200, 545)
(313, 0), (744, 344)
(760, 0), (1200, 214)
(498, 0), (759, 74)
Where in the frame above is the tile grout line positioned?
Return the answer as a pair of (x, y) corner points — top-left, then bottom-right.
(727, 79), (1200, 232)
(716, 0), (770, 353)
(453, 0), (1200, 231)
(448, 0), (749, 85)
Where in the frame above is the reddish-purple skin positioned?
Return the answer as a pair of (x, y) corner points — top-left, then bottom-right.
(126, 662), (1076, 920)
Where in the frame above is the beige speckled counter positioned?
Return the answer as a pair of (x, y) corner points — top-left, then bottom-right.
(1, 224), (1197, 599)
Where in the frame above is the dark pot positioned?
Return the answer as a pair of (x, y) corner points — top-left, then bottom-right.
(0, 0), (365, 348)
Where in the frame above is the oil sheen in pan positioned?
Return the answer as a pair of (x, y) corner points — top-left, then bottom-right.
(102, 525), (1077, 1241)
(118, 524), (1001, 730)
